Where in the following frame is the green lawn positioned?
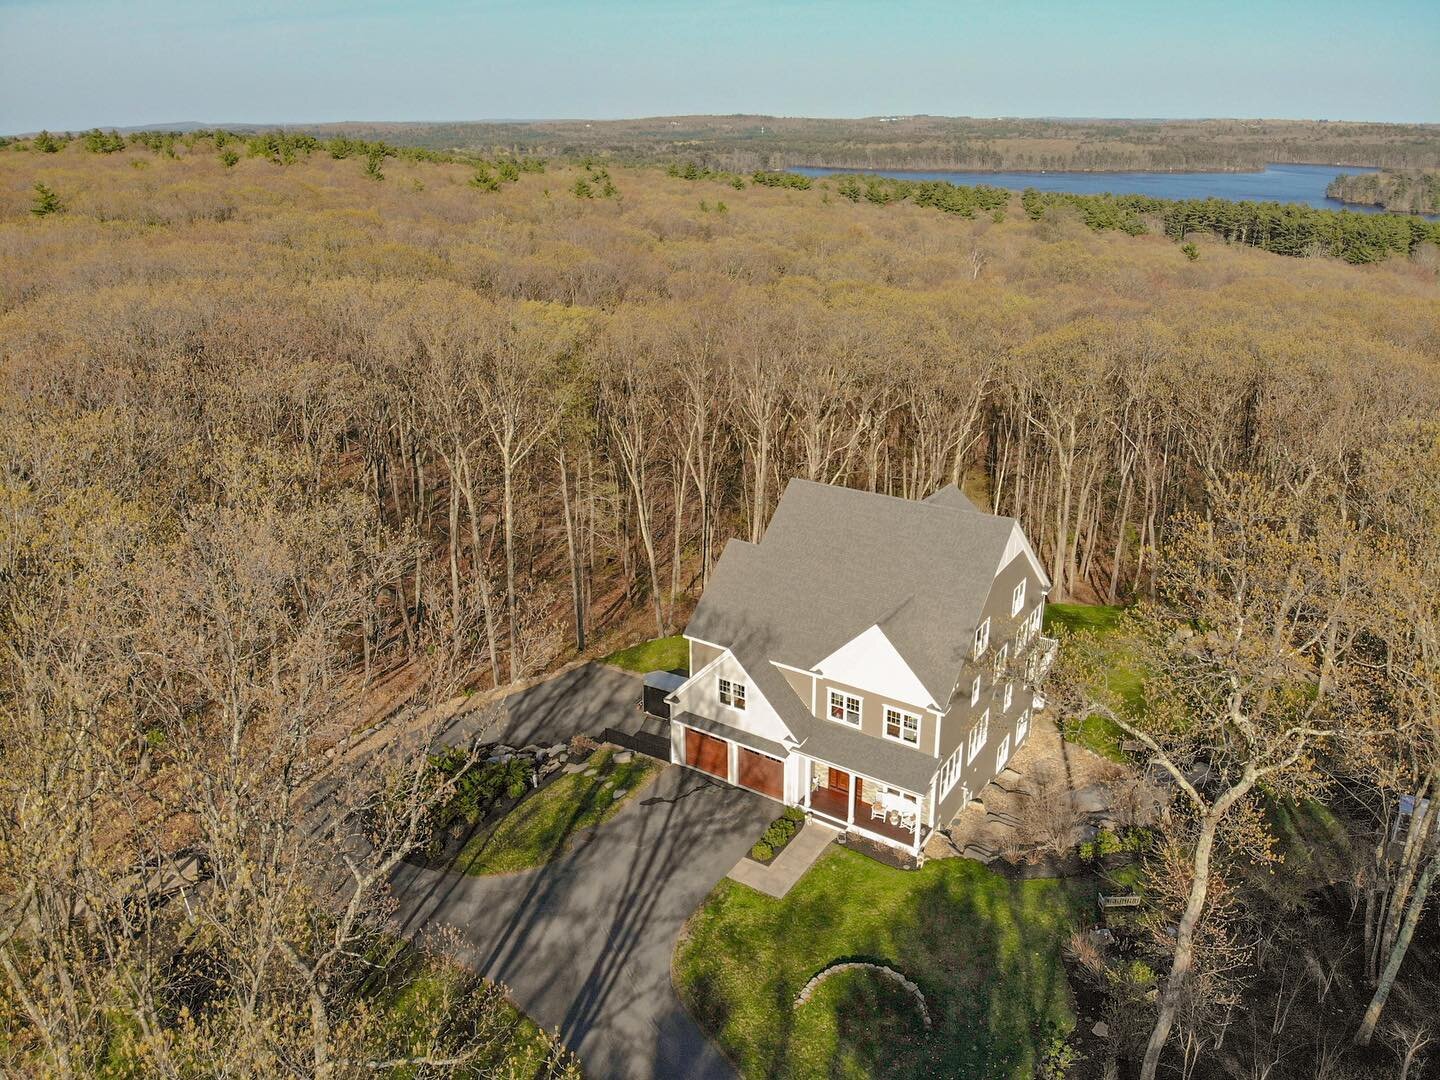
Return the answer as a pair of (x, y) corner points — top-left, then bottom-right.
(674, 848), (1093, 1079)
(454, 748), (659, 876)
(600, 634), (688, 673)
(364, 938), (569, 1078)
(1045, 602), (1142, 763)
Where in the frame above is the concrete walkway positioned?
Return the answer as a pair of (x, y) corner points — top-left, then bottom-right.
(727, 819), (841, 899)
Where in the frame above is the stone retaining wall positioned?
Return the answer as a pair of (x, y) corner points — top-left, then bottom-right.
(793, 962), (931, 1030)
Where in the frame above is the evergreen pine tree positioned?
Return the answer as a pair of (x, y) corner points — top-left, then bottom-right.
(30, 182), (62, 216)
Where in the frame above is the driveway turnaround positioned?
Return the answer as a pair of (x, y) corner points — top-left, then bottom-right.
(436, 662), (645, 750)
(389, 765), (775, 1080)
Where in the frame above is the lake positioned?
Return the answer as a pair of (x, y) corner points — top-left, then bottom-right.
(790, 162), (1412, 215)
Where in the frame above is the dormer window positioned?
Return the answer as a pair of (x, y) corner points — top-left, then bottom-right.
(828, 689), (861, 727)
(718, 678), (746, 710)
(1011, 580), (1026, 616)
(973, 618), (990, 657)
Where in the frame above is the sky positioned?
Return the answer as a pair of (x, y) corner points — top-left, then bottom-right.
(1, 0), (1437, 133)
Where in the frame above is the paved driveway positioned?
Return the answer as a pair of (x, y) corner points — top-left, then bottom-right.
(389, 763), (774, 1079)
(437, 662), (646, 750)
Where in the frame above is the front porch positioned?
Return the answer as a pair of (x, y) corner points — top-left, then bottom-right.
(803, 760), (929, 852)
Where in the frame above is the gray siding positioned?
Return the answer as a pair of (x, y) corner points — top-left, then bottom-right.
(813, 675), (940, 758)
(931, 552), (1050, 825)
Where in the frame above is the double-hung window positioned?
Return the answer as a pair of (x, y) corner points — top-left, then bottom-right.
(973, 618), (990, 657)
(996, 733), (1012, 772)
(718, 677), (746, 710)
(883, 706), (921, 747)
(941, 746), (963, 798)
(1011, 580), (1027, 616)
(1002, 681), (1014, 712)
(967, 708), (990, 764)
(1017, 708), (1031, 743)
(993, 642), (1009, 680)
(970, 676), (981, 708)
(828, 689), (861, 727)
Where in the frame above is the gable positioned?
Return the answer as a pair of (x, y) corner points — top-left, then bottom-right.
(669, 647), (797, 746)
(812, 624), (937, 710)
(1000, 521), (1051, 590)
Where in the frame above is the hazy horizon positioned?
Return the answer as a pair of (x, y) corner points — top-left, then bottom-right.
(2, 0), (1436, 134)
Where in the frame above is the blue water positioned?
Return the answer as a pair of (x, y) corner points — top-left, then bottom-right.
(790, 162), (1425, 216)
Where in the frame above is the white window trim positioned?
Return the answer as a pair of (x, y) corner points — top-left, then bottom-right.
(970, 676), (981, 708)
(827, 688), (862, 727)
(973, 618), (991, 658)
(1017, 707), (1031, 743)
(967, 708), (990, 764)
(940, 745), (963, 798)
(993, 642), (1009, 679)
(1011, 580), (1026, 617)
(996, 733), (1012, 772)
(882, 705), (922, 747)
(718, 677), (747, 711)
(1002, 682), (1014, 712)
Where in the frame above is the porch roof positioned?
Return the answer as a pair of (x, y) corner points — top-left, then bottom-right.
(672, 711), (790, 760)
(800, 720), (938, 795)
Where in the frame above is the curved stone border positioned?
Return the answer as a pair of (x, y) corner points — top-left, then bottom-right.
(793, 962), (931, 1031)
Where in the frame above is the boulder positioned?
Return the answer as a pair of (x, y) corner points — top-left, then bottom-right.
(613, 750), (634, 764)
(612, 788), (628, 801)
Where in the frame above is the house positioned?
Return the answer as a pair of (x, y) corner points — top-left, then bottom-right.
(665, 479), (1056, 857)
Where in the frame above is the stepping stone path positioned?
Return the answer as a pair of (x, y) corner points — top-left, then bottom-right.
(612, 789), (627, 801)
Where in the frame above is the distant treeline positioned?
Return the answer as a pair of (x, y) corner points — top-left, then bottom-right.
(812, 170), (1438, 263)
(4, 127), (546, 173)
(1326, 170), (1440, 215)
(158, 115), (1440, 175)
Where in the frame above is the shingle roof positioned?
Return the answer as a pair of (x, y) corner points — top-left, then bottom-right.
(685, 479), (1020, 790)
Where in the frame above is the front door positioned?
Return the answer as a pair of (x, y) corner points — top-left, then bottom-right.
(827, 768), (850, 795)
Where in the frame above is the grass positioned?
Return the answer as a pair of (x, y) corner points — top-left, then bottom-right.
(363, 937), (564, 1078)
(1044, 602), (1142, 763)
(674, 848), (1093, 1079)
(455, 748), (659, 875)
(600, 634), (688, 674)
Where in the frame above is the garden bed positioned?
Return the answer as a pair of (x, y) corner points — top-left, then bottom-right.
(452, 746), (659, 876)
(746, 806), (807, 864)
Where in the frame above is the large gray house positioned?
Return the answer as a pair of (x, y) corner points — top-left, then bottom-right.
(666, 479), (1056, 856)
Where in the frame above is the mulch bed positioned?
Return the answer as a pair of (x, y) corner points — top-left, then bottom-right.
(839, 831), (922, 871)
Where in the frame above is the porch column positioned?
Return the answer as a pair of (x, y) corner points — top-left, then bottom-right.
(846, 773), (855, 826)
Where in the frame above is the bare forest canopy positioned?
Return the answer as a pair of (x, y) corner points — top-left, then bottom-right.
(12, 115), (1440, 173)
(1327, 169), (1440, 215)
(3, 129), (1440, 1077)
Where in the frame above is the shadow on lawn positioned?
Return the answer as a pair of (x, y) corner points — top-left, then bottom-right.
(737, 862), (1092, 1079)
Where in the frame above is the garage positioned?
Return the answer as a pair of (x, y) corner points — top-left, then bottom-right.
(684, 727), (729, 779)
(736, 747), (783, 800)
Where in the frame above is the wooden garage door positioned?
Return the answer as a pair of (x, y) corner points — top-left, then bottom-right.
(736, 747), (783, 799)
(684, 728), (729, 779)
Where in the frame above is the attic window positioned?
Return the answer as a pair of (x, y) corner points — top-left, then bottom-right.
(1011, 580), (1027, 616)
(828, 689), (861, 727)
(718, 678), (746, 710)
(973, 618), (991, 657)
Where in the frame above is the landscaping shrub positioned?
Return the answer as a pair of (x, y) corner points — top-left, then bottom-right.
(428, 750), (533, 836)
(750, 809), (806, 861)
(1078, 826), (1154, 863)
